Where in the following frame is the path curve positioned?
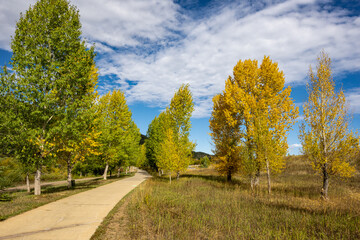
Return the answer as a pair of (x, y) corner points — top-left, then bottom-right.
(0, 169), (151, 240)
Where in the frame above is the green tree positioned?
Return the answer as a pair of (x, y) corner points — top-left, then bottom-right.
(168, 84), (195, 179)
(7, 0), (95, 195)
(145, 112), (169, 172)
(97, 90), (138, 179)
(56, 65), (99, 188)
(299, 51), (359, 200)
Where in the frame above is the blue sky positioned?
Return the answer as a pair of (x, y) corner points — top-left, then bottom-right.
(1, 0), (360, 155)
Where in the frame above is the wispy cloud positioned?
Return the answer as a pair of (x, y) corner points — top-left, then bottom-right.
(94, 0), (360, 117)
(1, 0), (360, 118)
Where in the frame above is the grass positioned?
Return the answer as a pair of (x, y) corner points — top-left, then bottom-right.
(0, 173), (134, 221)
(94, 156), (360, 239)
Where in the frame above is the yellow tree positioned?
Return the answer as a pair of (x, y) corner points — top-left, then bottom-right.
(224, 56), (298, 191)
(156, 128), (180, 184)
(168, 84), (195, 179)
(299, 51), (359, 200)
(209, 90), (242, 181)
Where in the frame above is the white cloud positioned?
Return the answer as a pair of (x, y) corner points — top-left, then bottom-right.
(96, 0), (360, 117)
(0, 0), (36, 50)
(289, 143), (302, 148)
(347, 88), (360, 114)
(1, 0), (360, 118)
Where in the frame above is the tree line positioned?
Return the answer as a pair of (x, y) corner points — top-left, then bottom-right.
(0, 0), (141, 195)
(210, 52), (359, 199)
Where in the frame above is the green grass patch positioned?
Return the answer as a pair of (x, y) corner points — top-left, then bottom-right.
(0, 173), (134, 221)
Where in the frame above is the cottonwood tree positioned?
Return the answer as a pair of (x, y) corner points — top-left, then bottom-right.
(97, 90), (139, 179)
(168, 84), (195, 179)
(300, 51), (359, 200)
(145, 112), (169, 173)
(56, 65), (99, 188)
(209, 90), (242, 181)
(156, 128), (179, 183)
(8, 0), (95, 195)
(222, 56), (297, 191)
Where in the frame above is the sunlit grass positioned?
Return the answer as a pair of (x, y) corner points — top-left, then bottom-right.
(99, 156), (360, 239)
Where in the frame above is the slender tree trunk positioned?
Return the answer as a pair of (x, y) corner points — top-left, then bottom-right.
(103, 162), (109, 180)
(176, 171), (180, 180)
(227, 171), (232, 182)
(321, 164), (329, 200)
(117, 167), (121, 177)
(26, 172), (30, 193)
(67, 157), (74, 188)
(169, 172), (172, 184)
(34, 168), (41, 195)
(158, 169), (162, 176)
(250, 168), (260, 192)
(266, 158), (271, 194)
(126, 167), (128, 175)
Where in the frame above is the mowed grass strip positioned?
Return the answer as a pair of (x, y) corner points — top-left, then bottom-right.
(0, 173), (133, 221)
(95, 156), (360, 240)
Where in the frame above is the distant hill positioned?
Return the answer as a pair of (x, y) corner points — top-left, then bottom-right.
(192, 151), (213, 160)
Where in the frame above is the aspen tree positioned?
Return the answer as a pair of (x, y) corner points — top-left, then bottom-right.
(300, 51), (359, 200)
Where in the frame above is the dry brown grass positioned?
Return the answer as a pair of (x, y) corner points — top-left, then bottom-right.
(93, 156), (360, 239)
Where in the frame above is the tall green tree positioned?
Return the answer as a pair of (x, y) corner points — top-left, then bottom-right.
(300, 51), (359, 200)
(97, 90), (139, 180)
(7, 0), (95, 195)
(168, 84), (195, 179)
(145, 111), (169, 172)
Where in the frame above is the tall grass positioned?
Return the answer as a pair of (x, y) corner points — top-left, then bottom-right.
(100, 155), (360, 239)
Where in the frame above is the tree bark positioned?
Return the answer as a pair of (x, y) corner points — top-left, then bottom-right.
(117, 167), (121, 177)
(227, 171), (232, 182)
(321, 164), (329, 200)
(67, 157), (74, 188)
(158, 169), (162, 176)
(266, 158), (271, 194)
(34, 168), (41, 195)
(103, 162), (109, 180)
(169, 172), (172, 184)
(176, 171), (180, 180)
(250, 169), (260, 192)
(26, 172), (30, 193)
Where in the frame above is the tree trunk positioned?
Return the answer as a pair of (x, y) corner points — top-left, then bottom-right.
(117, 167), (121, 177)
(266, 158), (271, 194)
(169, 172), (172, 184)
(158, 169), (162, 176)
(67, 162), (75, 188)
(227, 171), (232, 182)
(125, 167), (128, 175)
(103, 162), (109, 180)
(34, 168), (41, 195)
(321, 165), (329, 200)
(250, 169), (260, 192)
(176, 171), (180, 180)
(26, 172), (30, 193)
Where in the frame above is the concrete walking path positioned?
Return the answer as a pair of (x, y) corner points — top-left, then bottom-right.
(0, 169), (151, 240)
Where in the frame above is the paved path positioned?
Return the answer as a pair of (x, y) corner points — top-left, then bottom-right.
(0, 170), (151, 240)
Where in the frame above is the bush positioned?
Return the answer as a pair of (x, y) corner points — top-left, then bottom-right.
(0, 157), (24, 189)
